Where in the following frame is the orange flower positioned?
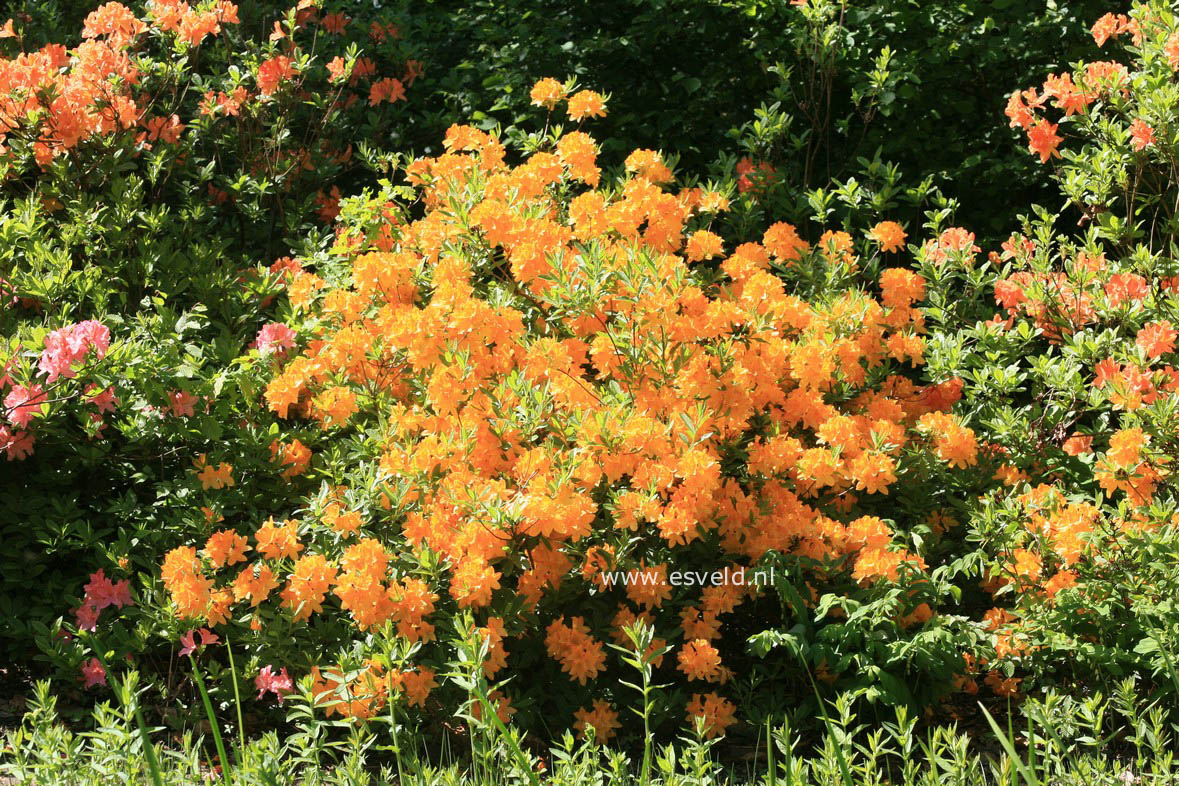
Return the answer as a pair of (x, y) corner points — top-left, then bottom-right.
(869, 220), (907, 253)
(257, 55), (296, 96)
(852, 547), (925, 584)
(231, 562), (278, 607)
(557, 130), (600, 185)
(82, 3), (147, 47)
(1130, 119), (1156, 151)
(574, 700), (620, 743)
(623, 563), (672, 609)
(396, 667), (437, 708)
(161, 546), (213, 620)
(684, 230), (724, 261)
(320, 11), (349, 33)
(567, 90), (606, 120)
(849, 452), (897, 495)
(918, 413), (978, 469)
(389, 577), (438, 642)
(312, 663), (387, 719)
(763, 221), (808, 262)
(677, 639), (726, 683)
(623, 149), (672, 183)
(449, 558), (501, 608)
(685, 692), (737, 738)
(194, 454), (234, 490)
(818, 230), (855, 266)
(1106, 428), (1147, 468)
(255, 517), (303, 561)
(470, 689), (515, 724)
(1043, 570), (1077, 598)
(369, 77), (406, 106)
(280, 554), (338, 621)
(204, 530), (249, 568)
(274, 438), (312, 479)
(326, 56), (349, 83)
(1136, 321), (1176, 359)
(529, 77), (566, 109)
(735, 156), (776, 193)
(324, 503), (364, 535)
(984, 670), (1021, 698)
(545, 617), (606, 684)
(1091, 13), (1134, 46)
(1027, 119), (1062, 163)
(312, 386), (358, 428)
(879, 268), (924, 308)
(1061, 434), (1093, 456)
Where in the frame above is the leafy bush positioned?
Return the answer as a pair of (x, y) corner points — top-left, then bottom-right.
(922, 0), (1179, 697)
(0, 0), (419, 665)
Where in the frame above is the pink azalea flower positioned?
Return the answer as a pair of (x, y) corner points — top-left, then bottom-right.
(0, 277), (16, 306)
(255, 665), (294, 702)
(254, 323), (296, 357)
(0, 426), (35, 460)
(167, 390), (198, 418)
(81, 658), (106, 688)
(86, 385), (120, 414)
(82, 570), (134, 615)
(178, 630), (198, 657)
(179, 628), (219, 657)
(39, 320), (110, 382)
(4, 384), (46, 428)
(84, 570), (115, 610)
(75, 603), (100, 633)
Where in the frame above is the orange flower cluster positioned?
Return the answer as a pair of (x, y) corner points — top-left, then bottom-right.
(871, 221), (908, 254)
(1007, 7), (1177, 165)
(163, 89), (985, 734)
(544, 617), (606, 685)
(677, 638), (730, 683)
(685, 692), (737, 739)
(311, 661), (437, 720)
(161, 546), (213, 620)
(194, 455), (234, 490)
(1096, 428), (1165, 505)
(528, 77), (606, 121)
(0, 2), (237, 165)
(573, 699), (621, 743)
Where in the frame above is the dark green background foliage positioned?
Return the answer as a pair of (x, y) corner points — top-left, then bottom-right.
(10, 0), (1107, 237)
(403, 0), (1107, 238)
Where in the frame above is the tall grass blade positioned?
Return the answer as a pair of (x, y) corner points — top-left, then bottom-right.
(979, 702), (1040, 786)
(766, 714), (777, 786)
(225, 636), (247, 761)
(191, 655), (235, 785)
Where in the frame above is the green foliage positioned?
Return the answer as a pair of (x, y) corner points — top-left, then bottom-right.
(6, 673), (1179, 785)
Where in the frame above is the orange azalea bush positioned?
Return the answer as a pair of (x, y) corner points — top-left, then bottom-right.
(156, 87), (997, 738)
